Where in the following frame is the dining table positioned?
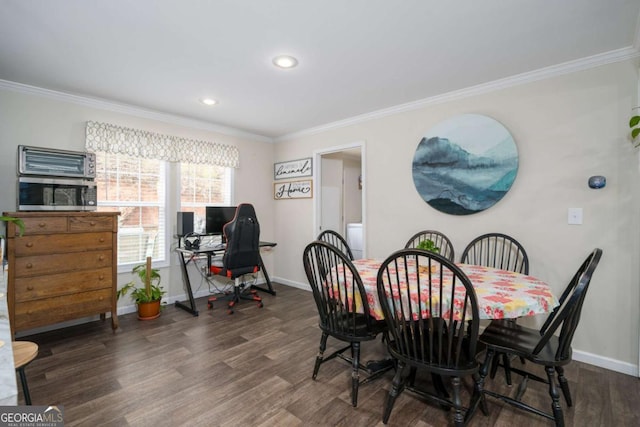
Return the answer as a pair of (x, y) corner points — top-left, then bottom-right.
(349, 258), (559, 321)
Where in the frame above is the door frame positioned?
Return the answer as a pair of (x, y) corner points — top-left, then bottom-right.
(313, 140), (366, 258)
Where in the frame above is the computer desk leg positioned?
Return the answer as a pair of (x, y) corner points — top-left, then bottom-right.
(175, 250), (200, 316)
(251, 253), (276, 296)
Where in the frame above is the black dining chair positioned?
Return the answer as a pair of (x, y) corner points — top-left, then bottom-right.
(460, 232), (529, 274)
(461, 232), (529, 384)
(477, 248), (603, 427)
(317, 229), (354, 260)
(302, 240), (390, 407)
(376, 248), (486, 426)
(404, 230), (455, 261)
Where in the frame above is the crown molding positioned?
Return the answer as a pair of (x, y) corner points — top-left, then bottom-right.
(0, 79), (273, 143)
(276, 46), (640, 142)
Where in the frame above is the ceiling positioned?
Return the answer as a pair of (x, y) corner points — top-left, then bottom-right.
(1, 1), (639, 141)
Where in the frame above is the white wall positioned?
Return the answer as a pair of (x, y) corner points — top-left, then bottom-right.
(0, 88), (275, 313)
(273, 60), (640, 374)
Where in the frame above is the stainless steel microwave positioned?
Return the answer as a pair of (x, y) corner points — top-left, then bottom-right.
(18, 145), (96, 179)
(18, 176), (97, 211)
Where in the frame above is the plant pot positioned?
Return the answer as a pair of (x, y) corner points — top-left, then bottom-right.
(137, 300), (161, 320)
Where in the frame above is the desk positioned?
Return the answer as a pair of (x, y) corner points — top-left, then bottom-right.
(175, 241), (277, 316)
(351, 259), (558, 320)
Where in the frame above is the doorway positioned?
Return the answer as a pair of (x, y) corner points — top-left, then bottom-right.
(314, 141), (365, 258)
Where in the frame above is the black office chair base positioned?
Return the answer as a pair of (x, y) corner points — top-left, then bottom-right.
(207, 284), (263, 314)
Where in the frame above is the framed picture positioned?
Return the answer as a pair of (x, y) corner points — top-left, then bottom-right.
(412, 114), (518, 215)
(274, 180), (313, 200)
(274, 157), (312, 180)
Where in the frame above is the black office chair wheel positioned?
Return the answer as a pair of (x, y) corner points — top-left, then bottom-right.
(257, 302), (263, 308)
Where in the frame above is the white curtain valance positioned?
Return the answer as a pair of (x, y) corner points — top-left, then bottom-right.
(85, 121), (239, 168)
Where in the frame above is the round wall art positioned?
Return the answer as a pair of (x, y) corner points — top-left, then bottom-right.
(412, 114), (518, 215)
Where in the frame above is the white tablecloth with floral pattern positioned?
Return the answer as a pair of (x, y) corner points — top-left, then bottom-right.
(352, 259), (558, 320)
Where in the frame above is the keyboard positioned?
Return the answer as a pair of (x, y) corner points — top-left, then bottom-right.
(198, 243), (225, 251)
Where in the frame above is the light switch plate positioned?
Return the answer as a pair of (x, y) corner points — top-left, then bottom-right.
(568, 207), (583, 225)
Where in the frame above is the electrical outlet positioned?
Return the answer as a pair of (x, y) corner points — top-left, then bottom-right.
(568, 208), (583, 225)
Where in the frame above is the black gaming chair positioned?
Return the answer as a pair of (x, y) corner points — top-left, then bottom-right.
(207, 203), (263, 314)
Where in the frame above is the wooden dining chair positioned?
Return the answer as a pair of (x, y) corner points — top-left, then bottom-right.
(317, 229), (354, 260)
(12, 340), (39, 405)
(302, 240), (390, 407)
(461, 232), (529, 385)
(376, 248), (486, 426)
(478, 248), (603, 427)
(404, 230), (455, 261)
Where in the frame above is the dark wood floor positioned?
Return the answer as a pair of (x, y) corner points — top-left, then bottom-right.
(15, 283), (640, 426)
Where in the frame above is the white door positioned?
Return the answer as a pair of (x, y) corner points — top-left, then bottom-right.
(320, 157), (343, 234)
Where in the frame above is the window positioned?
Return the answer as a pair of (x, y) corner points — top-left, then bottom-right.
(95, 152), (166, 266)
(86, 121), (240, 267)
(180, 162), (232, 234)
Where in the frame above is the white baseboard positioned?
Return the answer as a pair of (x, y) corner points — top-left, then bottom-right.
(572, 349), (638, 377)
(272, 276), (311, 292)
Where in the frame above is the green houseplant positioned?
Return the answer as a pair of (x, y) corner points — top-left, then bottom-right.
(416, 239), (441, 274)
(117, 256), (165, 320)
(416, 239), (440, 253)
(629, 114), (640, 147)
(1, 216), (25, 236)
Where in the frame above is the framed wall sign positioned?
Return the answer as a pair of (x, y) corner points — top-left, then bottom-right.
(274, 180), (313, 200)
(274, 157), (312, 180)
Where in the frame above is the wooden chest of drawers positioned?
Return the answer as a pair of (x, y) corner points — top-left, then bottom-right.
(4, 212), (119, 335)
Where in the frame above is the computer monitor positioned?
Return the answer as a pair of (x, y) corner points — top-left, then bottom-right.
(205, 206), (237, 238)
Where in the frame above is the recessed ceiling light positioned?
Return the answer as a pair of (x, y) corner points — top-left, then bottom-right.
(200, 98), (217, 106)
(272, 55), (298, 69)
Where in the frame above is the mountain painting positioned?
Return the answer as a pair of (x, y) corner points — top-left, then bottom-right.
(412, 114), (518, 215)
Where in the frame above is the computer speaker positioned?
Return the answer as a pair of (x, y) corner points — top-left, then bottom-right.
(177, 211), (194, 237)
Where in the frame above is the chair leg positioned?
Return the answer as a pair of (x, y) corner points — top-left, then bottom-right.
(478, 349), (495, 416)
(556, 366), (572, 407)
(312, 332), (328, 380)
(489, 352), (500, 379)
(17, 367), (32, 405)
(351, 342), (361, 407)
(451, 376), (464, 427)
(466, 371), (488, 422)
(545, 366), (565, 427)
(502, 353), (512, 385)
(383, 361), (407, 424)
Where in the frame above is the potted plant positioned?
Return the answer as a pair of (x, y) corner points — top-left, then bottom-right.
(117, 256), (165, 320)
(629, 113), (640, 147)
(416, 239), (440, 273)
(0, 216), (25, 235)
(416, 239), (440, 253)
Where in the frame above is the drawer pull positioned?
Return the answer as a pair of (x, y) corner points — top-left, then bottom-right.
(99, 275), (105, 280)
(26, 242), (33, 248)
(98, 255), (105, 261)
(26, 286), (34, 291)
(90, 221), (96, 226)
(99, 237), (105, 243)
(26, 263), (33, 269)
(38, 222), (46, 228)
(98, 296), (104, 301)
